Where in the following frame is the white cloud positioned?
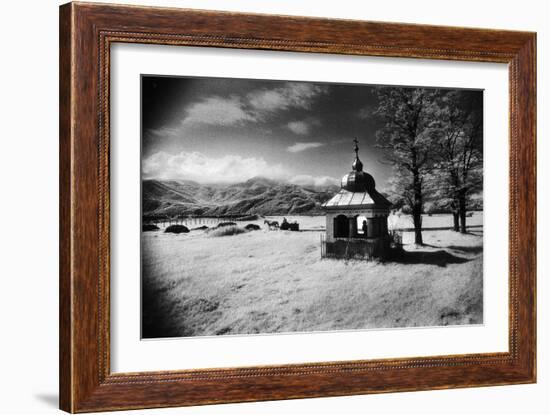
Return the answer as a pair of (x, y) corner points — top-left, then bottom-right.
(248, 82), (327, 112)
(178, 82), (327, 127)
(286, 142), (324, 153)
(142, 150), (338, 188)
(287, 121), (310, 135)
(142, 151), (288, 184)
(182, 96), (255, 126)
(287, 117), (322, 135)
(289, 174), (339, 188)
(146, 126), (180, 137)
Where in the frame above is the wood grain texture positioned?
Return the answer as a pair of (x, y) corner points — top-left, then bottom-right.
(59, 3), (73, 412)
(59, 2), (537, 412)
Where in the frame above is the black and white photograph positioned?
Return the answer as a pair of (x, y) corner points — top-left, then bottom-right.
(141, 75), (484, 339)
(3, 0), (545, 413)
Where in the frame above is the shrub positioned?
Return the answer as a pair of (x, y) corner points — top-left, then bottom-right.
(245, 223), (261, 231)
(142, 224), (160, 232)
(191, 225), (209, 231)
(217, 221), (237, 228)
(208, 225), (246, 237)
(164, 224), (189, 234)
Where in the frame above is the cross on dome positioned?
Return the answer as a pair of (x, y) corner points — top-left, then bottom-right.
(339, 139), (375, 192)
(352, 138), (363, 172)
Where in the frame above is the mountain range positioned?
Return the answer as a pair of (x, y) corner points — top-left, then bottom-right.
(142, 177), (340, 217)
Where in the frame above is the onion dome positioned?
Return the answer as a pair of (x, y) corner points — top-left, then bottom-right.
(352, 156), (363, 172)
(341, 171), (376, 193)
(341, 139), (376, 192)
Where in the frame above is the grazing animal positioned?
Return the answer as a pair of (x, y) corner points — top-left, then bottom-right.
(264, 220), (279, 230)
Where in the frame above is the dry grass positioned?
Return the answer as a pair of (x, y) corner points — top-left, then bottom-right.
(207, 225), (247, 237)
(142, 214), (483, 338)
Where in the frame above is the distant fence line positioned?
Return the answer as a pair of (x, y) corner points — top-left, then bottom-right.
(143, 216), (221, 228)
(143, 214), (484, 231)
(142, 214), (260, 227)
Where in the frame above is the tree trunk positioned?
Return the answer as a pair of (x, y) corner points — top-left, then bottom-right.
(413, 209), (423, 245)
(453, 212), (459, 232)
(458, 190), (467, 233)
(412, 169), (423, 245)
(450, 200), (459, 232)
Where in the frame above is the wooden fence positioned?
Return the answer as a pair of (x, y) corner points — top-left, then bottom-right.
(320, 233), (392, 260)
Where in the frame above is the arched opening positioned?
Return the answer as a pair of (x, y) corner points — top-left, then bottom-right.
(356, 215), (367, 236)
(333, 214), (349, 238)
(350, 215), (359, 237)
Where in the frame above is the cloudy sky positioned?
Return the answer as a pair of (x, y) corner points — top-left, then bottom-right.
(141, 76), (394, 189)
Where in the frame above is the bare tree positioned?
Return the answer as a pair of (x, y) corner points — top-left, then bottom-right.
(433, 90), (483, 233)
(374, 87), (439, 245)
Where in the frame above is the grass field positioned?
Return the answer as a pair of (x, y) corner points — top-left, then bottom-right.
(142, 213), (483, 338)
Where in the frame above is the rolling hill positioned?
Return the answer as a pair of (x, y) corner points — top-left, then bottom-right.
(142, 177), (339, 217)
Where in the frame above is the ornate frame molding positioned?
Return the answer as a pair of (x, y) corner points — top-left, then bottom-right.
(60, 2), (536, 412)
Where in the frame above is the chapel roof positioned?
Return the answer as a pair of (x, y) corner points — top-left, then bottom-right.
(322, 139), (391, 210)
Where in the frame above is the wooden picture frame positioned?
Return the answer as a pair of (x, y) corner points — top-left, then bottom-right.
(59, 2), (536, 412)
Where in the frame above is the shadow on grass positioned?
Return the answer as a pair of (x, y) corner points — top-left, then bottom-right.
(142, 279), (223, 339)
(142, 282), (192, 339)
(389, 249), (471, 267)
(447, 245), (484, 254)
(395, 224), (483, 232)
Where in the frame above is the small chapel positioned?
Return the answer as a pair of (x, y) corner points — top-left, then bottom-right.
(321, 139), (392, 260)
